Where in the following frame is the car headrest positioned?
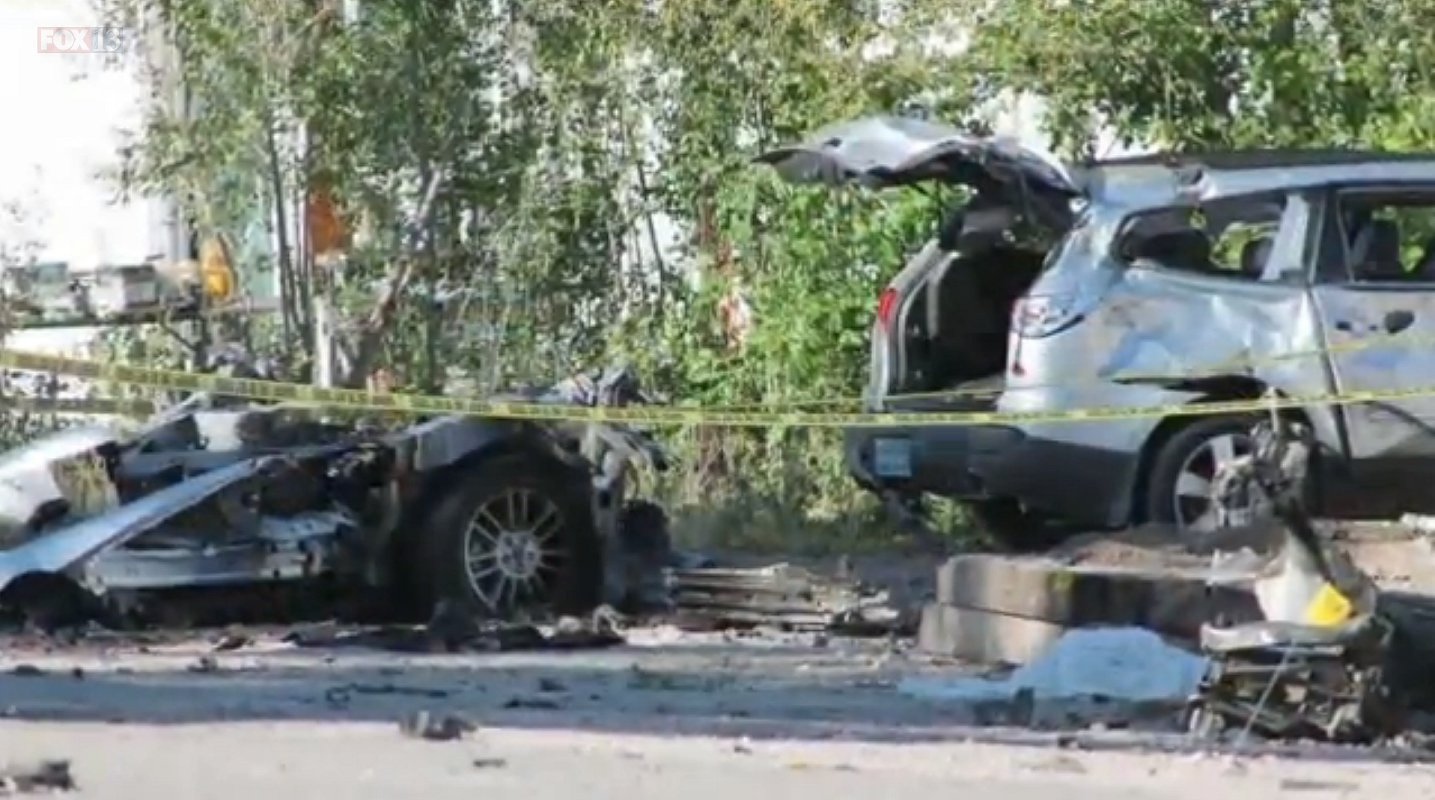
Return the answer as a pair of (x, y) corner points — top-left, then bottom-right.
(1415, 236), (1435, 280)
(1240, 237), (1274, 277)
(1353, 219), (1403, 278)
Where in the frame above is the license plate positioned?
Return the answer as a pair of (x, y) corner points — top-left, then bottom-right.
(873, 437), (913, 478)
(129, 281), (159, 305)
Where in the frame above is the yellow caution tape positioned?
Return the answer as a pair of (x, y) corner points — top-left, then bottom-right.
(1304, 582), (1355, 627)
(711, 328), (1435, 410)
(0, 396), (156, 416)
(0, 346), (1430, 429)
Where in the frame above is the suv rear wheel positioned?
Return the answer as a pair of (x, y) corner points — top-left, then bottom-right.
(1143, 415), (1262, 534)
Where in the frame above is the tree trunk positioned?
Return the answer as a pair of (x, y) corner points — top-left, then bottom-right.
(339, 172), (445, 389)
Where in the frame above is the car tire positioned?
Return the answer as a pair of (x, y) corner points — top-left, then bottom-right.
(966, 498), (1065, 552)
(419, 453), (602, 619)
(1142, 414), (1262, 531)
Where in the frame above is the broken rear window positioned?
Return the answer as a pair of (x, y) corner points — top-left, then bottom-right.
(1116, 192), (1289, 281)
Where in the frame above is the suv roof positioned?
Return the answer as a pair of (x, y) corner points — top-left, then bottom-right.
(1075, 149), (1435, 208)
(1088, 149), (1435, 171)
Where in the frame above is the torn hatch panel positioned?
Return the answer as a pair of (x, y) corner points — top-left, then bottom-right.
(0, 426), (122, 547)
(0, 456), (279, 593)
(754, 115), (1078, 198)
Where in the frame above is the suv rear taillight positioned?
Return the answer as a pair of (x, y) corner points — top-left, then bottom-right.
(875, 287), (899, 329)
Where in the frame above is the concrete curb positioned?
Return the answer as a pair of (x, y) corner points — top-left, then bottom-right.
(921, 554), (1264, 663)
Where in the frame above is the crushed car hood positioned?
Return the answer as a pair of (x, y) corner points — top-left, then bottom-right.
(754, 115), (1079, 197)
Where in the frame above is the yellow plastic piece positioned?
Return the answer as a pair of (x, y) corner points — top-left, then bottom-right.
(199, 237), (235, 301)
(1304, 582), (1354, 627)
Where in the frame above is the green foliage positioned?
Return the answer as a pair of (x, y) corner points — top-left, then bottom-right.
(951, 0), (1435, 154)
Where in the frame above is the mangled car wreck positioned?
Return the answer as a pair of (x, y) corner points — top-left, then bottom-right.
(0, 362), (669, 626)
(760, 117), (1435, 546)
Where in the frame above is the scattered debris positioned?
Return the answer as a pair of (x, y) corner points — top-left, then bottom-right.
(1025, 754), (1087, 774)
(0, 760), (74, 793)
(288, 613), (625, 654)
(668, 563), (912, 634)
(1189, 418), (1410, 744)
(1278, 778), (1359, 793)
(187, 656), (219, 674)
(212, 632), (251, 652)
(471, 758), (507, 769)
(326, 683), (450, 705)
(399, 710), (476, 741)
(503, 697), (561, 711)
(1400, 513), (1435, 536)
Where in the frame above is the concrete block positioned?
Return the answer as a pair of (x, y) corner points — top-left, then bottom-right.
(916, 602), (1067, 664)
(934, 554), (1262, 643)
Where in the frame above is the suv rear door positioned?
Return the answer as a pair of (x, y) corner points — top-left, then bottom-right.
(756, 116), (1081, 409)
(1310, 185), (1435, 467)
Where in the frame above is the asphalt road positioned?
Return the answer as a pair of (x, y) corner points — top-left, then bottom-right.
(0, 625), (1429, 798)
(2, 720), (1430, 800)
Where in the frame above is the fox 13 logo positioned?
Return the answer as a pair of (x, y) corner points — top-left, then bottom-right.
(37, 27), (129, 54)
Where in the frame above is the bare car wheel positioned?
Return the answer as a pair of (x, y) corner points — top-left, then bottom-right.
(422, 453), (601, 618)
(1144, 415), (1265, 535)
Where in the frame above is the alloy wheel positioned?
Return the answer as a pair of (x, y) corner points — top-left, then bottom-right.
(462, 488), (568, 613)
(1172, 431), (1264, 533)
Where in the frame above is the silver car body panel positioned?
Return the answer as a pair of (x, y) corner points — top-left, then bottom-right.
(86, 510), (352, 591)
(754, 115), (1077, 195)
(1004, 192), (1344, 461)
(0, 456), (277, 593)
(1310, 284), (1435, 459)
(0, 425), (121, 545)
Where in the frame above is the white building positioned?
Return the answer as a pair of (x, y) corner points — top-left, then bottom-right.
(0, 0), (182, 356)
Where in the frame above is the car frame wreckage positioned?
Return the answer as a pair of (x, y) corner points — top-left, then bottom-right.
(1183, 400), (1408, 743)
(0, 357), (674, 627)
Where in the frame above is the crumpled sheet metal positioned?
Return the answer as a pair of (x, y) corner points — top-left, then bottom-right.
(0, 456), (277, 593)
(668, 563), (908, 634)
(1004, 194), (1343, 457)
(87, 510), (351, 591)
(0, 425), (120, 547)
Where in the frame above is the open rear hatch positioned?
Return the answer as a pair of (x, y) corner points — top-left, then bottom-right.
(756, 116), (1081, 409)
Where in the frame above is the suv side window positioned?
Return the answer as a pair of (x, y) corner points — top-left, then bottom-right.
(1333, 190), (1435, 284)
(1116, 192), (1291, 281)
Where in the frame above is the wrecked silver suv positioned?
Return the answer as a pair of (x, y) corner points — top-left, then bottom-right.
(762, 116), (1435, 544)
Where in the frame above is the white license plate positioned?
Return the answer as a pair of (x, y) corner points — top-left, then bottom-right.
(873, 437), (913, 478)
(129, 281), (159, 305)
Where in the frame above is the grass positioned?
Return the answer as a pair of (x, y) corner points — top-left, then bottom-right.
(649, 429), (985, 556)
